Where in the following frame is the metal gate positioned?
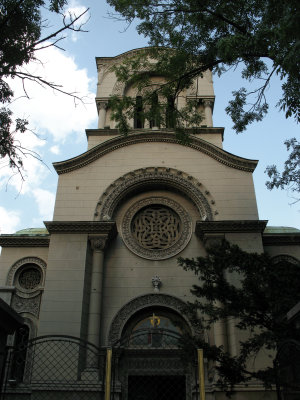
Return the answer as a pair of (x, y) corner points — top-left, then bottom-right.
(275, 339), (300, 399)
(109, 328), (200, 400)
(1, 335), (106, 400)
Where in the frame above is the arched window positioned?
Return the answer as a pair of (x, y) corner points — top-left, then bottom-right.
(166, 96), (175, 128)
(11, 324), (30, 383)
(134, 96), (144, 128)
(122, 307), (189, 348)
(149, 92), (159, 128)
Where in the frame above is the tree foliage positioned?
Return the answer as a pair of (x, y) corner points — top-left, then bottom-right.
(178, 240), (300, 394)
(265, 138), (300, 203)
(108, 0), (299, 195)
(108, 0), (300, 130)
(0, 0), (88, 176)
(108, 47), (205, 139)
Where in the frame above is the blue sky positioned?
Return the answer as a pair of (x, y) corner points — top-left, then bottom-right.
(0, 0), (299, 235)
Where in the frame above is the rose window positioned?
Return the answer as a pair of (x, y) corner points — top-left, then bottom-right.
(18, 266), (42, 290)
(122, 197), (192, 260)
(131, 206), (181, 249)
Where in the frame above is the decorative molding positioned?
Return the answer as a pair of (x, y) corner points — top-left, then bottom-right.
(271, 254), (299, 264)
(108, 293), (200, 345)
(196, 220), (268, 238)
(95, 167), (214, 221)
(11, 293), (41, 318)
(44, 221), (117, 238)
(152, 276), (161, 293)
(263, 234), (300, 246)
(121, 197), (192, 260)
(0, 236), (49, 247)
(53, 131), (258, 175)
(6, 257), (47, 287)
(89, 235), (109, 251)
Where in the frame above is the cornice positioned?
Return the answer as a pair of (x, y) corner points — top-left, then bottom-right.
(85, 127), (225, 138)
(54, 131), (257, 175)
(44, 221), (117, 238)
(0, 236), (50, 248)
(263, 234), (300, 246)
(196, 220), (267, 238)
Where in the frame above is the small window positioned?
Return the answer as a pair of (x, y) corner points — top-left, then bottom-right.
(134, 96), (144, 128)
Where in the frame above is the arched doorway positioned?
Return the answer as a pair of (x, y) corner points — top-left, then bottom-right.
(110, 306), (197, 400)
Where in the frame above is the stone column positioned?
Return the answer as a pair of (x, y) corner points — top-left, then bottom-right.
(203, 99), (214, 127)
(87, 236), (107, 347)
(98, 101), (108, 129)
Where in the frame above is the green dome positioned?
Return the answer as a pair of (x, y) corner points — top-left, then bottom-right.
(14, 228), (49, 236)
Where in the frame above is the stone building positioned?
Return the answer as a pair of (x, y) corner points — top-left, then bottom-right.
(0, 48), (299, 400)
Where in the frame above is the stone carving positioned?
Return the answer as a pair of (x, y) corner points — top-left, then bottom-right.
(0, 236), (49, 247)
(53, 131), (258, 175)
(152, 276), (161, 293)
(90, 236), (108, 251)
(108, 293), (200, 345)
(7, 257), (46, 319)
(94, 167), (215, 221)
(18, 267), (42, 290)
(6, 257), (46, 287)
(112, 80), (126, 96)
(122, 197), (192, 260)
(11, 294), (41, 317)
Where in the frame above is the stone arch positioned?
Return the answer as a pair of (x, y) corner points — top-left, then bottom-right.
(6, 256), (47, 287)
(108, 293), (202, 345)
(7, 257), (47, 320)
(272, 254), (299, 265)
(94, 167), (215, 221)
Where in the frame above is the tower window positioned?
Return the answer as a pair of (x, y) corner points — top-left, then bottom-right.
(134, 96), (144, 128)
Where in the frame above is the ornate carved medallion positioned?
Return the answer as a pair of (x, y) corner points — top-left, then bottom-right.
(122, 197), (192, 260)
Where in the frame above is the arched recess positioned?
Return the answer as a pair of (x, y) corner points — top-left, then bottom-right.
(94, 167), (215, 221)
(6, 257), (47, 320)
(107, 293), (202, 345)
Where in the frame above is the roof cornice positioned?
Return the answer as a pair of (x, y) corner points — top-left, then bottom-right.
(0, 236), (50, 248)
(53, 131), (258, 175)
(44, 221), (117, 237)
(263, 233), (300, 246)
(196, 220), (267, 239)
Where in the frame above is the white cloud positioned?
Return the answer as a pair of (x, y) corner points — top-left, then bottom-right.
(32, 189), (55, 221)
(1, 44), (97, 194)
(50, 145), (60, 154)
(8, 44), (97, 144)
(0, 207), (21, 234)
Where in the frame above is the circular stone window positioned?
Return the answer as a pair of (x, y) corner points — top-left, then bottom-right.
(122, 197), (192, 260)
(18, 265), (42, 290)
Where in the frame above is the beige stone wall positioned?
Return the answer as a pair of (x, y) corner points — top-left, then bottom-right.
(0, 246), (49, 290)
(37, 234), (88, 337)
(87, 131), (224, 151)
(100, 190), (205, 344)
(53, 141), (258, 222)
(264, 244), (300, 260)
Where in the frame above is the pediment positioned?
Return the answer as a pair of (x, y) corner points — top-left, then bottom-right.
(53, 131), (257, 175)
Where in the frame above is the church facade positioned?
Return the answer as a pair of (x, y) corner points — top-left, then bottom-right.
(0, 48), (299, 400)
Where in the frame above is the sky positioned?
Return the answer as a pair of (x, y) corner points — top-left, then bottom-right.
(0, 0), (299, 235)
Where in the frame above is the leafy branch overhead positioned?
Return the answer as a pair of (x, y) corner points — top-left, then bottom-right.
(178, 240), (300, 394)
(0, 0), (89, 177)
(108, 48), (206, 139)
(108, 0), (300, 130)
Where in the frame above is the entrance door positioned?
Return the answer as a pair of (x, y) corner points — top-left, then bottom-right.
(128, 375), (186, 400)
